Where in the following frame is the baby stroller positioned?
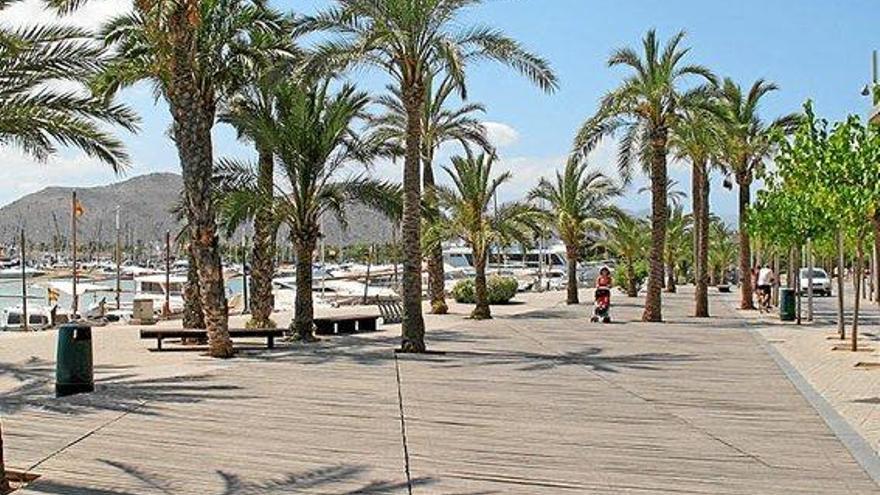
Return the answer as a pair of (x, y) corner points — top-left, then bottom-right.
(591, 286), (612, 323)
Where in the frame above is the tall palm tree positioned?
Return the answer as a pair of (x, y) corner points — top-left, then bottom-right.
(670, 107), (722, 316)
(219, 28), (301, 329)
(371, 73), (493, 314)
(602, 213), (650, 298)
(1, 2), (137, 486)
(304, 0), (557, 351)
(431, 152), (539, 319)
(717, 78), (799, 310)
(529, 161), (620, 304)
(572, 29), (715, 322)
(219, 80), (401, 341)
(95, 0), (291, 357)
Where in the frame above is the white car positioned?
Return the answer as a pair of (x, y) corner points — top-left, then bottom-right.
(799, 268), (832, 297)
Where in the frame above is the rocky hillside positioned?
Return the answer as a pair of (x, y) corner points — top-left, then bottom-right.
(0, 172), (396, 248)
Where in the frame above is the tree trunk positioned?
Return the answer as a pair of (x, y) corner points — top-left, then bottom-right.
(737, 175), (755, 310)
(693, 159), (710, 317)
(167, 13), (233, 358)
(837, 230), (846, 340)
(423, 154), (447, 315)
(626, 262), (638, 298)
(874, 212), (880, 304)
(665, 261), (676, 293)
(643, 129), (668, 322)
(853, 239), (864, 352)
(472, 250), (491, 320)
(249, 147), (276, 328)
(398, 83), (427, 351)
(183, 244), (205, 329)
(565, 244), (579, 304)
(292, 236), (317, 341)
(0, 420), (8, 493)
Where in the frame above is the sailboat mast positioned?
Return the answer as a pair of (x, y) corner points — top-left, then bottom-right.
(71, 191), (78, 316)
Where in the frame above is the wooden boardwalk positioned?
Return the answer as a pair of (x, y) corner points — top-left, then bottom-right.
(1, 290), (878, 494)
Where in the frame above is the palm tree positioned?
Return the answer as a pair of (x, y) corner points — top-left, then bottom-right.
(219, 28), (301, 329)
(708, 219), (738, 286)
(219, 79), (401, 341)
(529, 161), (620, 304)
(602, 213), (650, 298)
(95, 0), (291, 357)
(670, 107), (722, 316)
(664, 205), (692, 293)
(0, 15), (137, 168)
(371, 73), (493, 315)
(431, 153), (539, 319)
(717, 78), (799, 310)
(572, 30), (715, 322)
(304, 0), (557, 351)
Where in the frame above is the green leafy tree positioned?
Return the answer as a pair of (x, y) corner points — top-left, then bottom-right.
(572, 29), (715, 321)
(717, 78), (799, 310)
(93, 0), (290, 357)
(371, 73), (493, 315)
(304, 0), (557, 351)
(431, 153), (540, 319)
(529, 161), (620, 304)
(602, 213), (650, 297)
(218, 80), (401, 341)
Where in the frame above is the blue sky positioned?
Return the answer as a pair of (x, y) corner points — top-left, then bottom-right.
(1, 0), (878, 222)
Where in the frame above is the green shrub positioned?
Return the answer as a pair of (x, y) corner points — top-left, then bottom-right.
(452, 276), (518, 304)
(615, 260), (648, 296)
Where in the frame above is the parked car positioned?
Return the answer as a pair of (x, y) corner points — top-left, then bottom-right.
(799, 268), (832, 296)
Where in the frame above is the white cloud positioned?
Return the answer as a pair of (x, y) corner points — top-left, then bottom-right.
(0, 0), (131, 30)
(481, 121), (520, 149)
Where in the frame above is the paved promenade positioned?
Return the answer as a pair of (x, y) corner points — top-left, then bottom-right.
(1, 289), (877, 494)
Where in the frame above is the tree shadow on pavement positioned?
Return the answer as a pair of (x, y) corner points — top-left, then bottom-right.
(23, 461), (440, 495)
(0, 357), (250, 416)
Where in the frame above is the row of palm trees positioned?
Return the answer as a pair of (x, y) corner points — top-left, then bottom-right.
(573, 29), (797, 321)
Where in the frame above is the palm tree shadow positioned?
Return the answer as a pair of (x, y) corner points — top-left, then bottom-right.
(22, 460), (438, 495)
(0, 356), (251, 416)
(430, 347), (697, 373)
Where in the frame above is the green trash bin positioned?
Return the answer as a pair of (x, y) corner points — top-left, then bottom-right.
(779, 288), (796, 322)
(56, 323), (94, 397)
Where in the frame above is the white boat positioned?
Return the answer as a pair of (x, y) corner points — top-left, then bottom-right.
(133, 274), (186, 315)
(0, 266), (46, 279)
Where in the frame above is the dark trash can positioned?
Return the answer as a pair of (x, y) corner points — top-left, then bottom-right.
(56, 323), (94, 397)
(779, 288), (796, 322)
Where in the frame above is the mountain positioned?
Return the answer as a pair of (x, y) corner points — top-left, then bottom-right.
(0, 172), (396, 248)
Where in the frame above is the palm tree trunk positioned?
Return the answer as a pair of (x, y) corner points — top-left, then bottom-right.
(0, 420), (8, 493)
(693, 159), (710, 317)
(665, 261), (676, 293)
(423, 155), (447, 315)
(737, 175), (755, 310)
(472, 250), (491, 320)
(249, 148), (276, 328)
(643, 130), (668, 322)
(626, 261), (638, 298)
(565, 244), (579, 304)
(167, 14), (233, 358)
(292, 236), (317, 341)
(183, 244), (205, 329)
(399, 84), (427, 352)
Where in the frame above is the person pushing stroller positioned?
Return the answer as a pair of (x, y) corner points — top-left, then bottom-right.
(591, 266), (613, 323)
